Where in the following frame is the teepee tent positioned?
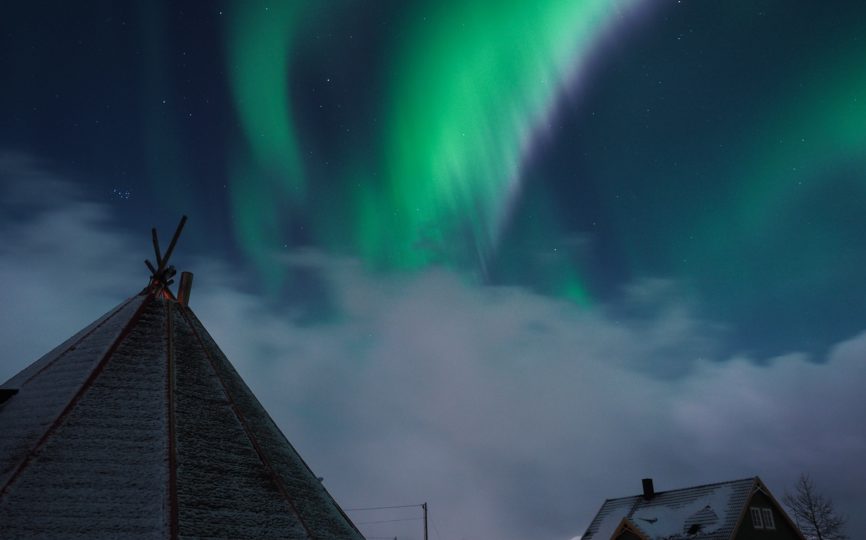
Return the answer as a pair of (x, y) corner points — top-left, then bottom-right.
(0, 218), (364, 539)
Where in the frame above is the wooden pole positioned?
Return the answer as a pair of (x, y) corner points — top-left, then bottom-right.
(159, 215), (187, 272)
(423, 502), (428, 540)
(151, 228), (163, 267)
(178, 272), (194, 306)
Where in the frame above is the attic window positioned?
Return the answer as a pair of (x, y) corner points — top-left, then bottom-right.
(0, 388), (19, 404)
(750, 507), (764, 529)
(761, 508), (775, 530)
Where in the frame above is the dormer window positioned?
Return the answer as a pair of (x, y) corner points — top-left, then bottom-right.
(762, 508), (775, 530)
(750, 507), (764, 529)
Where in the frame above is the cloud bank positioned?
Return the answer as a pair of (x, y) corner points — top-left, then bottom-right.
(1, 156), (863, 539)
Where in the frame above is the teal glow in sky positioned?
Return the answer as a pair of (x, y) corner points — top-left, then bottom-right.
(226, 0), (641, 294)
(215, 1), (866, 352)
(228, 2), (305, 195)
(379, 0), (640, 271)
(3, 0), (865, 354)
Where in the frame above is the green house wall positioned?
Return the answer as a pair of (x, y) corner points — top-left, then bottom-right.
(734, 491), (803, 540)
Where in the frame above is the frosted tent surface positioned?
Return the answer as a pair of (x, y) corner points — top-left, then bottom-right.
(0, 296), (146, 490)
(0, 301), (167, 538)
(581, 478), (755, 540)
(0, 292), (363, 539)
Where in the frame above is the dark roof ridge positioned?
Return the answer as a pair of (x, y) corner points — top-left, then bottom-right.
(601, 476), (758, 503)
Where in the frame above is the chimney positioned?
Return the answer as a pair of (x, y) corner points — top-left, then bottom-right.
(642, 478), (655, 500)
(177, 271), (194, 306)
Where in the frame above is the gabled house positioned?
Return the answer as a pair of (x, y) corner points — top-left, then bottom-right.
(0, 219), (364, 538)
(581, 477), (804, 540)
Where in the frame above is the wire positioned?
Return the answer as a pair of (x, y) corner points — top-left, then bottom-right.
(430, 517), (443, 540)
(356, 517), (422, 525)
(344, 503), (424, 511)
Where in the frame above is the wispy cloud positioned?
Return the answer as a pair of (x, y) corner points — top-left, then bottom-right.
(1, 156), (863, 539)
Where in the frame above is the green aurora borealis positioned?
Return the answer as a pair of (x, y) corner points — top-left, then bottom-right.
(2, 0), (865, 355)
(227, 0), (640, 292)
(220, 0), (866, 352)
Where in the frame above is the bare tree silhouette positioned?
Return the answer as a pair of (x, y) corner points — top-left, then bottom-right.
(783, 474), (848, 540)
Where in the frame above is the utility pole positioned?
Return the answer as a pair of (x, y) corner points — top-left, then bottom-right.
(422, 502), (428, 540)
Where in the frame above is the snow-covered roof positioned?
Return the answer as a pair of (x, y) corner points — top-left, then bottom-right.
(0, 291), (364, 539)
(581, 478), (758, 540)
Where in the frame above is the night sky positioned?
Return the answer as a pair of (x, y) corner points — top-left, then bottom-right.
(2, 1), (865, 539)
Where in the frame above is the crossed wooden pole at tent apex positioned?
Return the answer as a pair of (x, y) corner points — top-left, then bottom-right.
(145, 215), (188, 294)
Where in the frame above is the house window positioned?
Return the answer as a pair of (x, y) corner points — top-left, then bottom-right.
(750, 507), (764, 529)
(762, 508), (775, 530)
